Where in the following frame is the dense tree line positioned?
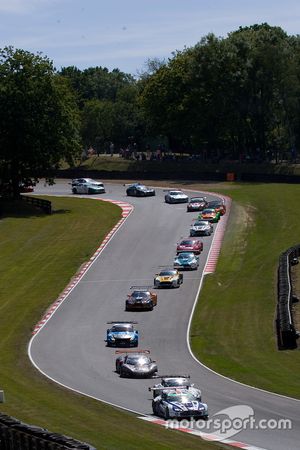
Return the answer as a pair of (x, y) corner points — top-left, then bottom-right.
(1, 24), (300, 196)
(140, 23), (300, 161)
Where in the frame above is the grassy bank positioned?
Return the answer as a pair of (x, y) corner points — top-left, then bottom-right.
(190, 183), (300, 398)
(0, 196), (224, 450)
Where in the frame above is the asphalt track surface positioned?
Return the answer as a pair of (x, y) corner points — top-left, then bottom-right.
(29, 181), (300, 450)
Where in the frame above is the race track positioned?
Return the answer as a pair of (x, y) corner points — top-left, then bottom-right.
(29, 181), (300, 450)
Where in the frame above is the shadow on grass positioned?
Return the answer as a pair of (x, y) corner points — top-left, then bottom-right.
(0, 200), (70, 219)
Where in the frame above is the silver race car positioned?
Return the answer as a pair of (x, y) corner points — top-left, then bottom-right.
(152, 387), (208, 420)
(115, 350), (158, 378)
(190, 220), (213, 237)
(150, 375), (202, 400)
(164, 190), (188, 204)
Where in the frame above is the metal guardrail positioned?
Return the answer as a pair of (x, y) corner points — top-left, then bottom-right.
(276, 245), (300, 349)
(0, 413), (96, 449)
(21, 195), (52, 214)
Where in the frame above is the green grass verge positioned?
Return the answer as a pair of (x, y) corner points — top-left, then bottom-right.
(191, 183), (300, 398)
(0, 196), (225, 450)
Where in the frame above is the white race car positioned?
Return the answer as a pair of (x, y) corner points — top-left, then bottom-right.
(152, 387), (208, 420)
(71, 178), (105, 194)
(190, 220), (213, 237)
(150, 375), (202, 400)
(164, 190), (188, 204)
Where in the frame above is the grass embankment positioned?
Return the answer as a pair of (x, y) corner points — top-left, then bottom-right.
(0, 197), (224, 450)
(189, 183), (300, 398)
(71, 154), (300, 177)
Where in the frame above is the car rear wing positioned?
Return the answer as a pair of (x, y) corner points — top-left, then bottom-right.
(130, 286), (154, 291)
(107, 321), (138, 324)
(156, 374), (190, 379)
(115, 349), (150, 354)
(148, 385), (190, 392)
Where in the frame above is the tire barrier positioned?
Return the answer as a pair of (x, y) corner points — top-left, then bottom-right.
(21, 195), (52, 214)
(0, 413), (96, 450)
(276, 245), (300, 350)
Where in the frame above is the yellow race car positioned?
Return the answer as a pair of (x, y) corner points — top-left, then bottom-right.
(154, 268), (183, 288)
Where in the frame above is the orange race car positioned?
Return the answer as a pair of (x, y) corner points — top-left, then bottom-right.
(198, 208), (221, 223)
(207, 200), (226, 215)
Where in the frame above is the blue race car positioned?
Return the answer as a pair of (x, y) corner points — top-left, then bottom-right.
(106, 322), (138, 347)
(174, 252), (199, 270)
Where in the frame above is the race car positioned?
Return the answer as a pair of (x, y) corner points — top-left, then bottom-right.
(126, 183), (155, 197)
(176, 238), (203, 254)
(190, 220), (213, 237)
(154, 269), (183, 288)
(198, 208), (221, 223)
(106, 321), (138, 347)
(115, 350), (158, 378)
(164, 190), (188, 204)
(152, 387), (208, 420)
(174, 252), (199, 270)
(71, 178), (105, 194)
(149, 375), (202, 400)
(187, 197), (207, 212)
(126, 286), (157, 311)
(207, 200), (226, 215)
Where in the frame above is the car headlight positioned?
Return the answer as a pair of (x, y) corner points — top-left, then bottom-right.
(110, 336), (115, 341)
(130, 336), (134, 340)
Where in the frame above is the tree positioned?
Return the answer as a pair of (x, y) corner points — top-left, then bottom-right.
(0, 46), (81, 197)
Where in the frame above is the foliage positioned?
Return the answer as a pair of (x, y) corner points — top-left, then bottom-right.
(0, 47), (81, 197)
(139, 24), (300, 160)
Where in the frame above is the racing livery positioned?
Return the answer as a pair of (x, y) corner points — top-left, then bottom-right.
(187, 197), (207, 212)
(176, 238), (203, 254)
(152, 388), (208, 420)
(198, 208), (221, 223)
(154, 269), (183, 288)
(174, 252), (199, 270)
(207, 200), (226, 215)
(71, 178), (105, 194)
(126, 183), (155, 197)
(126, 286), (157, 311)
(190, 220), (213, 237)
(115, 350), (157, 378)
(150, 375), (202, 400)
(106, 322), (138, 347)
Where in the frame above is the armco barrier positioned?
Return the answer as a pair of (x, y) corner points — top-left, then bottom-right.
(0, 413), (96, 450)
(276, 245), (300, 349)
(21, 195), (52, 214)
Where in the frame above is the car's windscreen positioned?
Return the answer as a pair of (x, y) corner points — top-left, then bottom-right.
(164, 378), (189, 387)
(159, 270), (176, 276)
(166, 392), (194, 402)
(111, 325), (133, 332)
(132, 291), (148, 298)
(180, 240), (193, 246)
(194, 221), (208, 226)
(170, 191), (182, 195)
(177, 253), (192, 259)
(126, 356), (150, 365)
(202, 209), (215, 214)
(190, 198), (204, 203)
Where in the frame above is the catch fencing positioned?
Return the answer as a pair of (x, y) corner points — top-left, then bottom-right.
(0, 413), (96, 450)
(276, 245), (300, 349)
